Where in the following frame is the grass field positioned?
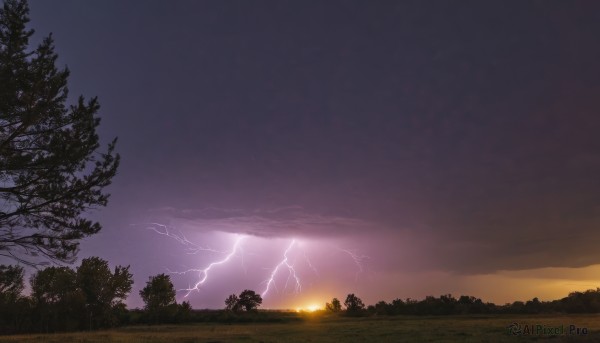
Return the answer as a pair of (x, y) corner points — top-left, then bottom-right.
(1, 313), (599, 342)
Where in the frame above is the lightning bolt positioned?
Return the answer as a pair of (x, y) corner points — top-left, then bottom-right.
(339, 248), (369, 281)
(303, 250), (319, 276)
(171, 235), (245, 297)
(144, 223), (223, 254)
(145, 222), (369, 301)
(261, 239), (301, 297)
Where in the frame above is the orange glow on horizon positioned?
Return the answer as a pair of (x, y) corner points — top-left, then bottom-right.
(295, 304), (323, 312)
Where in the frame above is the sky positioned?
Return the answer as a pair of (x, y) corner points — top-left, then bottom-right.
(15, 0), (600, 309)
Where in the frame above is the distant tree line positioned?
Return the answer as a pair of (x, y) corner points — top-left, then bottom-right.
(4, 257), (600, 335)
(323, 290), (600, 316)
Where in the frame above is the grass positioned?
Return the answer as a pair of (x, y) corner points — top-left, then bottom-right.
(1, 313), (599, 342)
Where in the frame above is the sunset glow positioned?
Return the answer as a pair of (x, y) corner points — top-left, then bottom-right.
(296, 304), (322, 313)
(307, 304), (321, 312)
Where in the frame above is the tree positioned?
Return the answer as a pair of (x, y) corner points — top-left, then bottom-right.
(344, 293), (365, 313)
(0, 264), (23, 302)
(76, 257), (132, 329)
(390, 298), (405, 315)
(325, 297), (342, 312)
(236, 289), (262, 311)
(374, 300), (390, 315)
(30, 266), (77, 305)
(0, 264), (26, 333)
(223, 291), (262, 312)
(176, 300), (192, 322)
(0, 0), (120, 266)
(139, 273), (176, 321)
(224, 294), (239, 311)
(30, 266), (83, 331)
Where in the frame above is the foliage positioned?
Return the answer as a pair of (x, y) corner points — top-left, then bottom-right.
(140, 273), (176, 311)
(30, 266), (77, 304)
(76, 257), (133, 329)
(5, 259), (600, 334)
(237, 289), (263, 311)
(0, 0), (119, 266)
(0, 264), (23, 302)
(177, 301), (192, 322)
(344, 293), (365, 315)
(30, 266), (84, 331)
(225, 294), (239, 311)
(5, 274), (600, 335)
(223, 289), (262, 312)
(325, 297), (342, 312)
(135, 274), (194, 325)
(139, 273), (177, 323)
(12, 257), (134, 332)
(0, 264), (26, 333)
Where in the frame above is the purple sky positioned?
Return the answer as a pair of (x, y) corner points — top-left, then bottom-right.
(14, 0), (600, 309)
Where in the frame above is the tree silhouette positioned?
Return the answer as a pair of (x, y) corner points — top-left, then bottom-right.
(76, 257), (132, 329)
(236, 290), (262, 311)
(223, 290), (262, 312)
(140, 273), (176, 322)
(30, 266), (84, 331)
(30, 266), (77, 305)
(0, 0), (120, 266)
(344, 293), (365, 313)
(374, 300), (390, 315)
(225, 294), (240, 312)
(140, 274), (176, 310)
(325, 297), (342, 312)
(176, 300), (192, 322)
(0, 264), (26, 332)
(0, 264), (23, 302)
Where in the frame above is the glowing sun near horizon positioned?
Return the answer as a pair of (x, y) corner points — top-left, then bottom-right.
(297, 304), (323, 312)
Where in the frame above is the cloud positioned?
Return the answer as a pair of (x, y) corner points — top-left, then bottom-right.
(144, 206), (379, 238)
(140, 200), (600, 277)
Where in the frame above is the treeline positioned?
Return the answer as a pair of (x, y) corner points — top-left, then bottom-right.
(0, 257), (298, 335)
(4, 258), (600, 335)
(0, 258), (131, 333)
(0, 258), (192, 334)
(326, 289), (600, 316)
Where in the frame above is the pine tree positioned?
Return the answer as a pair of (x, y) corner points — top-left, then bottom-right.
(0, 0), (119, 265)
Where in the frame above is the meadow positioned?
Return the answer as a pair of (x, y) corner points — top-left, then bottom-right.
(1, 313), (599, 343)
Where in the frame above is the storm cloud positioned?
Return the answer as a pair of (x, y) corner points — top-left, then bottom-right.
(20, 0), (600, 308)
